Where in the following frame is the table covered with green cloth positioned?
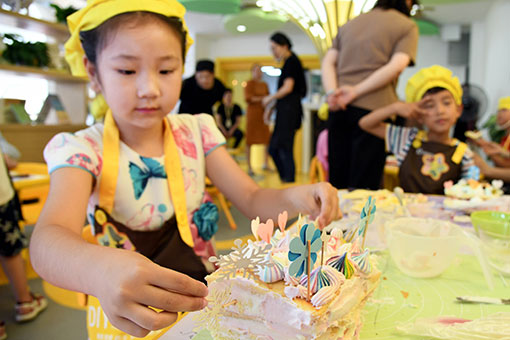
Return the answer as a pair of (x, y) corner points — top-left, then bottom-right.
(160, 251), (509, 340)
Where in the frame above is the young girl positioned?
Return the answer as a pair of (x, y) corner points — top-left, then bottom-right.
(29, 1), (341, 339)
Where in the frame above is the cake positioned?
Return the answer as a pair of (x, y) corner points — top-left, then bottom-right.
(444, 179), (504, 200)
(196, 216), (381, 340)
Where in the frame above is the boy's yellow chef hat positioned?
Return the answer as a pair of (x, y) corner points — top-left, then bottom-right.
(65, 0), (193, 78)
(498, 96), (510, 110)
(405, 65), (463, 105)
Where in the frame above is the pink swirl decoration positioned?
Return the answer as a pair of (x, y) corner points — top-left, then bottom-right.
(351, 249), (371, 274)
(299, 266), (345, 295)
(311, 285), (338, 307)
(257, 257), (285, 283)
(284, 266), (301, 286)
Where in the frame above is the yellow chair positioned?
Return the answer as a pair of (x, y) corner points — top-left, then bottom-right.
(205, 177), (237, 230)
(11, 162), (50, 225)
(309, 156), (326, 184)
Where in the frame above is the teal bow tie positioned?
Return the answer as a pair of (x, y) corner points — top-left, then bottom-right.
(129, 156), (167, 199)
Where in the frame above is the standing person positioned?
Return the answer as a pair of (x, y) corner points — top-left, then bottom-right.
(178, 59), (226, 115)
(29, 1), (341, 339)
(262, 32), (307, 183)
(321, 0), (419, 189)
(215, 88), (244, 149)
(0, 150), (47, 340)
(244, 63), (271, 176)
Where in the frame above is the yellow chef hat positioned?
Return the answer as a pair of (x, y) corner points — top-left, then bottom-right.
(405, 65), (463, 105)
(65, 0), (193, 78)
(498, 96), (510, 110)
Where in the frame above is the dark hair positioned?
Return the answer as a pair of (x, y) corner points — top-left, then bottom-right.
(270, 32), (292, 49)
(80, 11), (187, 65)
(196, 59), (214, 72)
(373, 0), (419, 16)
(423, 87), (447, 98)
(224, 88), (232, 93)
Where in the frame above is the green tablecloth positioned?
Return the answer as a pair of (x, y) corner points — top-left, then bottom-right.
(189, 252), (508, 340)
(360, 252), (508, 339)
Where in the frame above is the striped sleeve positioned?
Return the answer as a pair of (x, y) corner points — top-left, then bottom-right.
(385, 124), (419, 166)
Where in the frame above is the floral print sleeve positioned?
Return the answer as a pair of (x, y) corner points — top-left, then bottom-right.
(195, 114), (226, 156)
(44, 126), (103, 178)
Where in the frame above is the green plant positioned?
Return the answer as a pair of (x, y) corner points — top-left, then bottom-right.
(482, 114), (506, 143)
(2, 34), (50, 67)
(50, 4), (78, 24)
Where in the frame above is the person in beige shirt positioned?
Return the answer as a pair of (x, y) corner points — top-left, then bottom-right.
(321, 0), (418, 190)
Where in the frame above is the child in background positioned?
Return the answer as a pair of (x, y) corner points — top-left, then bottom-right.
(359, 65), (478, 194)
(0, 150), (47, 340)
(215, 88), (244, 149)
(29, 1), (341, 339)
(470, 96), (510, 168)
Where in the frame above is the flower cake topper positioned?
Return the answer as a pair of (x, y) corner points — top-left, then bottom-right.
(288, 223), (323, 277)
(359, 196), (376, 249)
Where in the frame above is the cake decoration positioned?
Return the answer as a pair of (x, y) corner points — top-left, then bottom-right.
(198, 209), (382, 339)
(209, 238), (271, 281)
(257, 253), (285, 283)
(278, 210), (288, 233)
(352, 249), (372, 274)
(257, 219), (274, 243)
(288, 223), (322, 278)
(250, 216), (260, 241)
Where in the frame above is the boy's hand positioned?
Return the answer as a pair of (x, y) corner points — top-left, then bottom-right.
(481, 141), (507, 157)
(393, 100), (428, 121)
(94, 250), (208, 338)
(285, 182), (342, 230)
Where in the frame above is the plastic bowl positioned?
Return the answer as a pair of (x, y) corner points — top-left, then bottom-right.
(385, 217), (463, 278)
(470, 211), (510, 276)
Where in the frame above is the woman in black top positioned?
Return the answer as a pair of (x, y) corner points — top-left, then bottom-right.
(262, 32), (306, 183)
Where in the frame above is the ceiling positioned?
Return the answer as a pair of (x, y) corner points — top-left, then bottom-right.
(46, 0), (497, 36)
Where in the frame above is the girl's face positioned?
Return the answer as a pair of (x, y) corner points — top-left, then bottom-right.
(86, 20), (183, 132)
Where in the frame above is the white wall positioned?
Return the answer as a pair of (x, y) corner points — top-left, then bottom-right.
(476, 0), (510, 120)
(195, 30), (318, 60)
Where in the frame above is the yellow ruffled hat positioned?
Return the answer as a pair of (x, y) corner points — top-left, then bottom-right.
(405, 65), (463, 105)
(65, 0), (193, 78)
(498, 96), (510, 110)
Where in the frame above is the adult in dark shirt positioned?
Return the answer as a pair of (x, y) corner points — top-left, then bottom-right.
(262, 32), (307, 183)
(178, 59), (226, 115)
(215, 88), (244, 149)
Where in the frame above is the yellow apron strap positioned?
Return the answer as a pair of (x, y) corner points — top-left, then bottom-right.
(99, 111), (119, 213)
(163, 118), (194, 248)
(451, 141), (467, 165)
(99, 113), (193, 247)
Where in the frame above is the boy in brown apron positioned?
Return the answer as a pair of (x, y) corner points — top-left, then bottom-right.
(359, 65), (479, 194)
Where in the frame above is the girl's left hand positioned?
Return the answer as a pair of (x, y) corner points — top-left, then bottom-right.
(286, 182), (342, 229)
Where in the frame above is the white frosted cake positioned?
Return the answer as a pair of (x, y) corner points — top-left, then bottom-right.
(196, 220), (381, 340)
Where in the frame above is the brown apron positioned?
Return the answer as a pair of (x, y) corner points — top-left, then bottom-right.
(399, 133), (467, 194)
(93, 206), (207, 282)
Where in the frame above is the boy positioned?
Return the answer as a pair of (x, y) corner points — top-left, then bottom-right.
(359, 65), (478, 194)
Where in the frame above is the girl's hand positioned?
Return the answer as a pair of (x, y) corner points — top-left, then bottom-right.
(286, 182), (342, 229)
(472, 152), (490, 174)
(94, 249), (208, 337)
(481, 141), (507, 157)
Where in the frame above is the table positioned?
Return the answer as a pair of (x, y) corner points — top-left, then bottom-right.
(161, 192), (510, 339)
(160, 251), (509, 340)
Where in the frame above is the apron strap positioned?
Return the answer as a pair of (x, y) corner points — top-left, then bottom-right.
(411, 131), (466, 165)
(99, 111), (194, 248)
